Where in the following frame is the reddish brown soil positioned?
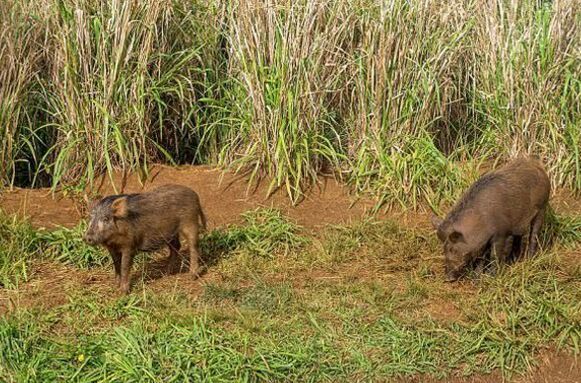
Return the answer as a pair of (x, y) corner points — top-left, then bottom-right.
(396, 352), (580, 383)
(0, 165), (579, 382)
(0, 165), (381, 230)
(516, 352), (581, 383)
(2, 164), (576, 232)
(0, 261), (112, 313)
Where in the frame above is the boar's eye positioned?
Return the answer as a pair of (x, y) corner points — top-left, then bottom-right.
(448, 231), (464, 244)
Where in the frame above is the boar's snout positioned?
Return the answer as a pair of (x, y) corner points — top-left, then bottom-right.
(445, 270), (460, 282)
(83, 232), (96, 245)
(83, 226), (100, 245)
(444, 262), (463, 282)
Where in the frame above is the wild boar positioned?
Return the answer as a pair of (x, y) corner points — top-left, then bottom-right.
(431, 158), (550, 281)
(83, 184), (207, 294)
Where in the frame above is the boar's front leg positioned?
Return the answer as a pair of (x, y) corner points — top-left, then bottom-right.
(166, 236), (181, 274)
(108, 248), (122, 287)
(489, 234), (509, 275)
(509, 235), (522, 263)
(471, 243), (488, 276)
(119, 248), (135, 295)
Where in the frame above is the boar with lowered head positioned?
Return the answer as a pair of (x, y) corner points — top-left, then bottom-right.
(431, 158), (550, 281)
(83, 184), (207, 294)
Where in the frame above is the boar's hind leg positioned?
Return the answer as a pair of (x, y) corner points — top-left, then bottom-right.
(119, 249), (135, 295)
(166, 237), (181, 274)
(502, 236), (515, 264)
(508, 235), (523, 263)
(181, 224), (201, 277)
(528, 208), (546, 257)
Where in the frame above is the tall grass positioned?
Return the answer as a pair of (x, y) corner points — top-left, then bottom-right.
(40, 0), (214, 188)
(0, 1), (46, 187)
(345, 0), (473, 206)
(471, 0), (581, 190)
(208, 0), (352, 201)
(0, 0), (579, 203)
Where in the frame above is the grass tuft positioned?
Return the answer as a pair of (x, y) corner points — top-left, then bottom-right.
(202, 208), (310, 260)
(0, 212), (41, 289)
(39, 223), (110, 269)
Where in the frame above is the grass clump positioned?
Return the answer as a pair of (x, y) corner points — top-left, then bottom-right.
(0, 0), (47, 188)
(542, 208), (581, 247)
(0, 213), (41, 289)
(40, 0), (215, 189)
(39, 223), (109, 269)
(318, 218), (435, 268)
(202, 208), (309, 260)
(0, 212), (108, 287)
(0, 310), (347, 382)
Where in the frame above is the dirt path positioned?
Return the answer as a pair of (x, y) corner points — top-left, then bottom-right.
(0, 165), (384, 230)
(1, 165), (577, 231)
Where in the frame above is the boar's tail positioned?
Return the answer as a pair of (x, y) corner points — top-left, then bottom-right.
(198, 206), (207, 232)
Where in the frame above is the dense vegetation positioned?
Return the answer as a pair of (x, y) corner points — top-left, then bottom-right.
(1, 0), (579, 204)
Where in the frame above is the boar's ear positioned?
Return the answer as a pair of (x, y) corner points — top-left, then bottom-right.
(448, 231), (465, 244)
(85, 194), (103, 212)
(111, 197), (128, 218)
(431, 214), (443, 230)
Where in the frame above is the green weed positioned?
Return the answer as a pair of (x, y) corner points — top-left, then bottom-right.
(201, 208), (310, 260)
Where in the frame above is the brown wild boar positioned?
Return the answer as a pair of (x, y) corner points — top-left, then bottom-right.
(431, 158), (550, 281)
(83, 184), (207, 294)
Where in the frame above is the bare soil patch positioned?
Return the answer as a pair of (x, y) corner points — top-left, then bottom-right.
(0, 165), (380, 230)
(395, 352), (580, 383)
(0, 261), (113, 315)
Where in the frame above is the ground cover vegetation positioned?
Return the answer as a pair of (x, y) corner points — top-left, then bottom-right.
(0, 208), (580, 381)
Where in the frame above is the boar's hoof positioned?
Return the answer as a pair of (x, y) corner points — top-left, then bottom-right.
(445, 273), (459, 282)
(120, 284), (131, 295)
(166, 262), (178, 275)
(190, 266), (205, 279)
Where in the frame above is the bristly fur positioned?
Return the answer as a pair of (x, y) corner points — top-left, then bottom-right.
(98, 194), (132, 206)
(442, 172), (503, 228)
(96, 194), (141, 220)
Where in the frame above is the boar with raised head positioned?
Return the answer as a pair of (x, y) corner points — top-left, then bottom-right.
(431, 158), (550, 281)
(83, 184), (207, 294)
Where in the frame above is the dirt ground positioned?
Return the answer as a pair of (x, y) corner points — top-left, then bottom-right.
(0, 165), (579, 383)
(0, 165), (382, 230)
